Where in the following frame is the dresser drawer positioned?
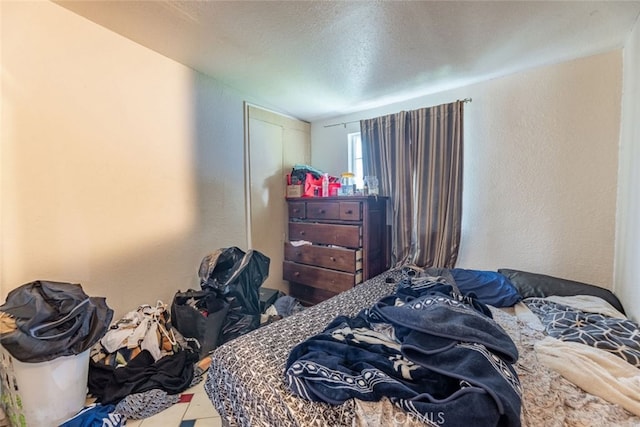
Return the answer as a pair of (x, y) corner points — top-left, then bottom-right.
(304, 201), (363, 221)
(284, 242), (362, 273)
(339, 201), (362, 220)
(306, 202), (340, 220)
(288, 222), (362, 248)
(283, 261), (357, 293)
(288, 202), (306, 219)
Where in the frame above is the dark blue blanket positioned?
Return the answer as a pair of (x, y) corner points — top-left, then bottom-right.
(286, 279), (522, 426)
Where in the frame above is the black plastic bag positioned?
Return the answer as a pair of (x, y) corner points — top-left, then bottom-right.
(170, 289), (229, 356)
(198, 247), (270, 344)
(199, 247), (245, 295)
(0, 280), (113, 363)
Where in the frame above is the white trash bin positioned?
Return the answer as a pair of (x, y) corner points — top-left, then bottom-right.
(0, 346), (90, 427)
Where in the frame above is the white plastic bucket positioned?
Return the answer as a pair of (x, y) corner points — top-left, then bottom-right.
(0, 346), (90, 427)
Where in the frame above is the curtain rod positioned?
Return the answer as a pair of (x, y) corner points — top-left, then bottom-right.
(323, 98), (472, 128)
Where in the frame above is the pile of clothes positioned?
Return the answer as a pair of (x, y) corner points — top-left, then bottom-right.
(86, 301), (207, 421)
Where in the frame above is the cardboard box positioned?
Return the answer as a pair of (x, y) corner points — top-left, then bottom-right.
(286, 184), (303, 198)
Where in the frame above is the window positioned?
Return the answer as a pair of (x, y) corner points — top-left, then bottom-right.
(348, 132), (364, 188)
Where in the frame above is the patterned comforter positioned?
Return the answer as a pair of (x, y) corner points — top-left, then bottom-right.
(524, 297), (640, 367)
(204, 270), (640, 426)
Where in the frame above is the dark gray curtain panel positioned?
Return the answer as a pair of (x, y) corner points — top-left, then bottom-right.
(361, 101), (463, 268)
(361, 111), (412, 266)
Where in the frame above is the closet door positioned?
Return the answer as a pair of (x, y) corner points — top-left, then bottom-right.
(246, 104), (310, 294)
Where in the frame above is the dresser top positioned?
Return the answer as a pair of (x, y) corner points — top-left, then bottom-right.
(286, 195), (388, 202)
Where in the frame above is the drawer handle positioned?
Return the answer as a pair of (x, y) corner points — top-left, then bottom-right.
(318, 209), (325, 214)
(345, 209), (353, 214)
(330, 256), (336, 262)
(293, 271), (300, 277)
(299, 231), (306, 236)
(293, 208), (300, 213)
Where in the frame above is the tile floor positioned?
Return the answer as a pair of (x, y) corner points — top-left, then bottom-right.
(123, 381), (222, 427)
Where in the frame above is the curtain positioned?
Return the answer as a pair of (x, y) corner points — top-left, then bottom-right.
(361, 112), (413, 266)
(409, 102), (463, 267)
(360, 101), (463, 268)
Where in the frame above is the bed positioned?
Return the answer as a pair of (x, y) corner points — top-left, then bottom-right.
(204, 268), (640, 426)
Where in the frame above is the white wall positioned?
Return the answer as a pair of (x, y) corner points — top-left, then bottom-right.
(1, 1), (257, 318)
(312, 51), (622, 290)
(615, 16), (640, 322)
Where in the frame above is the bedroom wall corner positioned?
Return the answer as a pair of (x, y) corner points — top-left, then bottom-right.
(0, 0), (5, 299)
(1, 1), (255, 319)
(312, 51), (621, 290)
(615, 14), (640, 322)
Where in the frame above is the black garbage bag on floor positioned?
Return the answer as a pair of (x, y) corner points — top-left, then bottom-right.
(0, 280), (113, 363)
(198, 247), (270, 345)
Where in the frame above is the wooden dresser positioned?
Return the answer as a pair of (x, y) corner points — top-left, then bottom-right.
(283, 196), (389, 305)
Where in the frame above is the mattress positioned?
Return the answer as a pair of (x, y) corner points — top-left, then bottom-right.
(204, 269), (640, 426)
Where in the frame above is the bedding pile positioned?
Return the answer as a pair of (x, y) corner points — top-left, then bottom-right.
(518, 296), (640, 418)
(205, 269), (640, 427)
(495, 305), (639, 427)
(285, 276), (521, 426)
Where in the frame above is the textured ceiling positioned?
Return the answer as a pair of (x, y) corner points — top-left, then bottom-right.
(56, 1), (640, 121)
